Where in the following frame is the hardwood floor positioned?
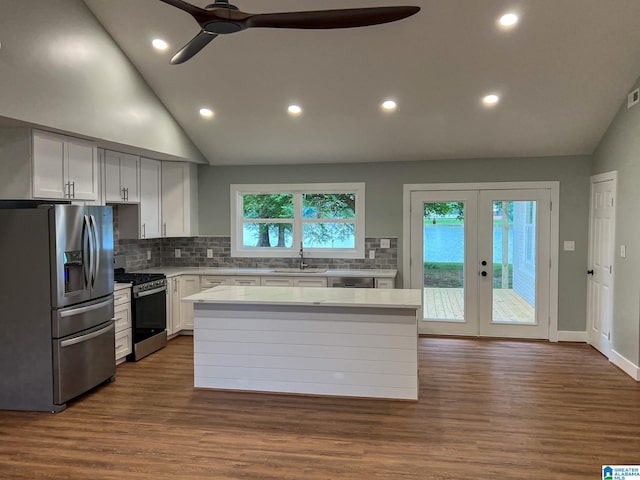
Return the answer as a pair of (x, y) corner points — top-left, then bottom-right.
(1, 336), (639, 479)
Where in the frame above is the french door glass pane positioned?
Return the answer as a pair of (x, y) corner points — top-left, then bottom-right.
(491, 201), (536, 324)
(423, 202), (465, 322)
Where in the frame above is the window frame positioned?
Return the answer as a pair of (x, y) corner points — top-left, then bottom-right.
(230, 183), (365, 259)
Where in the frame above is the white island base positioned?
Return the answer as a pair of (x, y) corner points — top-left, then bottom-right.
(184, 286), (422, 400)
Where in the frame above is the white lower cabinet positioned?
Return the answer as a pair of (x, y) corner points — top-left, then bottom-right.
(167, 275), (200, 336)
(113, 285), (132, 364)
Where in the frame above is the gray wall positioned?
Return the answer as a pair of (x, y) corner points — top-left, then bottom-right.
(0, 0), (203, 162)
(592, 76), (640, 366)
(198, 155), (592, 332)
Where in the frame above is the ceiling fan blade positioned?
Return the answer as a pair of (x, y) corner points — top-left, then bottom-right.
(170, 30), (218, 64)
(242, 6), (420, 30)
(158, 0), (207, 17)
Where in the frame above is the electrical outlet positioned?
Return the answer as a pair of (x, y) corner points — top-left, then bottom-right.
(380, 238), (391, 249)
(206, 249), (213, 258)
(563, 241), (575, 251)
(175, 248), (181, 258)
(628, 88), (640, 108)
(369, 250), (375, 259)
(146, 250), (151, 260)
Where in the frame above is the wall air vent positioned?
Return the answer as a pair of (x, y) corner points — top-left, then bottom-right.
(628, 88), (639, 108)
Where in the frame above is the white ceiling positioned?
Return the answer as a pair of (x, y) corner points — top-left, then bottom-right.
(84, 0), (640, 166)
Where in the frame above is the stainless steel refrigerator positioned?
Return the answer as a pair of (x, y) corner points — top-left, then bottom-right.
(0, 204), (115, 412)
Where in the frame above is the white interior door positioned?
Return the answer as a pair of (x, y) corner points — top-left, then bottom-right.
(587, 174), (616, 357)
(410, 187), (552, 339)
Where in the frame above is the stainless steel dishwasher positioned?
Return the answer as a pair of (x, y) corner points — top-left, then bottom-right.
(328, 277), (375, 288)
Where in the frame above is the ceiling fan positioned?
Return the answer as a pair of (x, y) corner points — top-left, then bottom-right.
(159, 0), (420, 64)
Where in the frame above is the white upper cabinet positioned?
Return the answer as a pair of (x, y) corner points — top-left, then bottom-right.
(139, 157), (162, 239)
(104, 150), (140, 203)
(161, 161), (198, 237)
(32, 130), (98, 201)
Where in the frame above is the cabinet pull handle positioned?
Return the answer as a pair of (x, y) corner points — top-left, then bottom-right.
(71, 181), (75, 198)
(121, 187), (125, 201)
(163, 223), (167, 237)
(142, 223), (146, 238)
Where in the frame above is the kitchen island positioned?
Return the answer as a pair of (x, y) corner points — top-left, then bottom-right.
(183, 286), (422, 400)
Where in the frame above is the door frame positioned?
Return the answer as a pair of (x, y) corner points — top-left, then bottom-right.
(586, 171), (617, 358)
(403, 181), (560, 342)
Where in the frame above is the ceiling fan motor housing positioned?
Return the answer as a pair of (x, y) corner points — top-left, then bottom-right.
(204, 1), (243, 34)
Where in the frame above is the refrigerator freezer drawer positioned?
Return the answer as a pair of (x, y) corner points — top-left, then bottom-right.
(53, 321), (116, 405)
(52, 296), (114, 338)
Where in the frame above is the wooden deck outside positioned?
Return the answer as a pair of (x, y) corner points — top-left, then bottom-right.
(423, 287), (535, 323)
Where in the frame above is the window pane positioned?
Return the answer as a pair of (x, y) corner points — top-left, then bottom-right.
(243, 223), (293, 248)
(303, 223), (355, 248)
(302, 194), (356, 219)
(243, 194), (293, 219)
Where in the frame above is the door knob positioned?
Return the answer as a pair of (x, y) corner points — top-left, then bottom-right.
(587, 270), (594, 275)
(481, 260), (487, 266)
(481, 271), (487, 277)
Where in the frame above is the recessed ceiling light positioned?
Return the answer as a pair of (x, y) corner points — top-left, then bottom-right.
(381, 100), (397, 112)
(287, 104), (302, 116)
(482, 94), (500, 106)
(199, 108), (214, 119)
(152, 38), (168, 50)
(498, 13), (519, 28)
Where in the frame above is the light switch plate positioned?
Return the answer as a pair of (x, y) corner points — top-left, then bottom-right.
(147, 250), (151, 260)
(563, 241), (575, 251)
(369, 250), (375, 259)
(380, 238), (391, 249)
(207, 249), (213, 258)
(175, 248), (181, 258)
(620, 245), (626, 258)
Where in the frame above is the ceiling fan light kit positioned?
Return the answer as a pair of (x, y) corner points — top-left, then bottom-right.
(159, 0), (420, 64)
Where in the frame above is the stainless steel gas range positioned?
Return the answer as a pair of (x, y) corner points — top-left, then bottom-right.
(114, 269), (168, 361)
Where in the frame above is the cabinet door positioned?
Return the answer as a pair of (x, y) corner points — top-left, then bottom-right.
(261, 277), (294, 287)
(161, 162), (195, 237)
(104, 151), (124, 202)
(121, 154), (140, 203)
(140, 158), (162, 238)
(32, 132), (66, 199)
(166, 277), (180, 336)
(66, 140), (98, 201)
(179, 275), (200, 330)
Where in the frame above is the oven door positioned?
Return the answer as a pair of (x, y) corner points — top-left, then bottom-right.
(132, 287), (167, 343)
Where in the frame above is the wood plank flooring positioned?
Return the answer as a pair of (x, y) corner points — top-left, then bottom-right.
(1, 336), (639, 479)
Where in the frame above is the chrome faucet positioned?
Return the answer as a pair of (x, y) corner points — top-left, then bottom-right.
(299, 241), (308, 270)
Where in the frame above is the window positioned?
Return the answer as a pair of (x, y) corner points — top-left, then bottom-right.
(231, 183), (365, 258)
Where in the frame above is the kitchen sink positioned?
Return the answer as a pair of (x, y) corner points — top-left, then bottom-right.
(273, 268), (327, 273)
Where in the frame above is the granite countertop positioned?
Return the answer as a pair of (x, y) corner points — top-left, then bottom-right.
(183, 285), (420, 309)
(134, 267), (397, 279)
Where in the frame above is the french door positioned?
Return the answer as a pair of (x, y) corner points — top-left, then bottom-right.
(410, 188), (551, 339)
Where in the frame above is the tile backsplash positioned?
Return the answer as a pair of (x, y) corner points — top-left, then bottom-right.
(115, 235), (397, 271)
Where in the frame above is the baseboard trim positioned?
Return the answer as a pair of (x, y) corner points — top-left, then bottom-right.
(557, 331), (587, 342)
(610, 349), (640, 381)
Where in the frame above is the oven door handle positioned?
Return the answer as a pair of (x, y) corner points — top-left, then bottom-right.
(135, 286), (167, 298)
(60, 323), (113, 348)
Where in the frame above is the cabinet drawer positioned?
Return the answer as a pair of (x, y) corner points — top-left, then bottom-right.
(114, 288), (131, 306)
(294, 278), (327, 287)
(115, 329), (132, 360)
(230, 276), (260, 286)
(200, 276), (230, 289)
(113, 304), (131, 333)
(261, 277), (294, 287)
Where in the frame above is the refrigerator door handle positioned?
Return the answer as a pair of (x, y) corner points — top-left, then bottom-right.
(60, 323), (113, 348)
(89, 215), (99, 287)
(82, 215), (91, 288)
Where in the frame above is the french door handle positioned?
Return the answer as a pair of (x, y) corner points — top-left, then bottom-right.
(481, 271), (487, 277)
(587, 270), (594, 275)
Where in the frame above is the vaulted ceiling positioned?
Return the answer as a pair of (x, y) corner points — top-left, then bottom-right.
(84, 0), (640, 166)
